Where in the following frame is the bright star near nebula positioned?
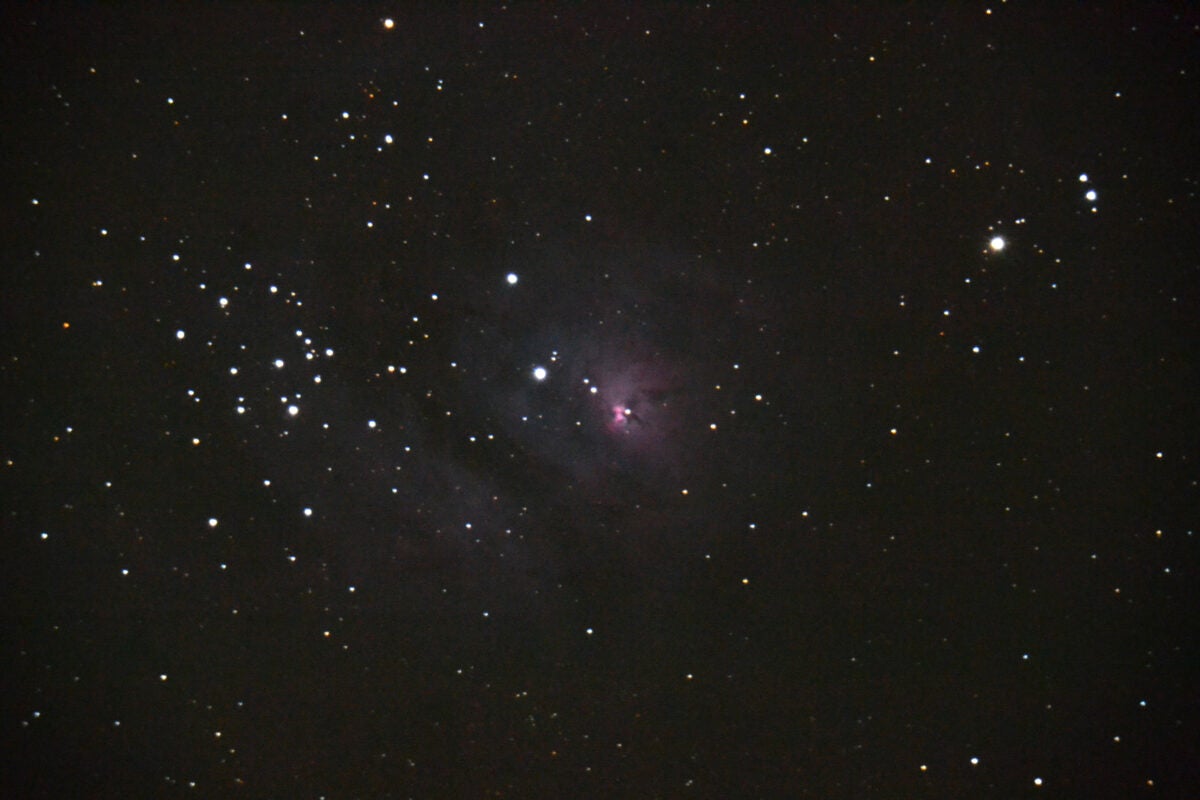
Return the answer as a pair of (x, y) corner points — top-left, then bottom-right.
(612, 405), (633, 426)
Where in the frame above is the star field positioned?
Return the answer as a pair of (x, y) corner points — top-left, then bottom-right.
(2, 5), (1197, 797)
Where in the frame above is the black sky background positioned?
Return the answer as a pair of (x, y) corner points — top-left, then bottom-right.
(2, 4), (1198, 798)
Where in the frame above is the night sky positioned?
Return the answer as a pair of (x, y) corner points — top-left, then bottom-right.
(3, 4), (1198, 797)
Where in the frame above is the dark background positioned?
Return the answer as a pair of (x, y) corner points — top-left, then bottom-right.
(2, 4), (1197, 797)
